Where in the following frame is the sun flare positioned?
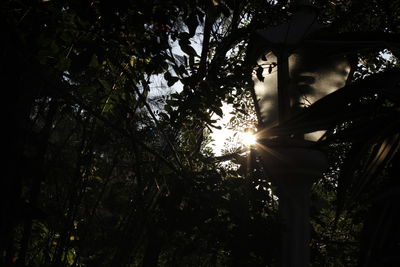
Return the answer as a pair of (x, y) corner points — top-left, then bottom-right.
(240, 132), (257, 146)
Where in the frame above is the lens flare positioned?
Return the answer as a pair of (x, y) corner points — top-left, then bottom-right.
(241, 132), (256, 146)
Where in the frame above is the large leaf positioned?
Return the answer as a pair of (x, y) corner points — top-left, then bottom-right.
(266, 68), (400, 137)
(334, 134), (400, 221)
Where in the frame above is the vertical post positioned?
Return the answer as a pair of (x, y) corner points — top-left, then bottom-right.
(256, 3), (320, 266)
(276, 49), (311, 267)
(259, 144), (327, 267)
(278, 180), (312, 267)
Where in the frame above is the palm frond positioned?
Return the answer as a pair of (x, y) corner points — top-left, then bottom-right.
(266, 68), (400, 137)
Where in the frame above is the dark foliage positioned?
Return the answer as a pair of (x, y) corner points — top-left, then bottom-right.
(1, 0), (400, 266)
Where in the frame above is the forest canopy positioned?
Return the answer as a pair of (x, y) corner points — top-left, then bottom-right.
(1, 0), (400, 266)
